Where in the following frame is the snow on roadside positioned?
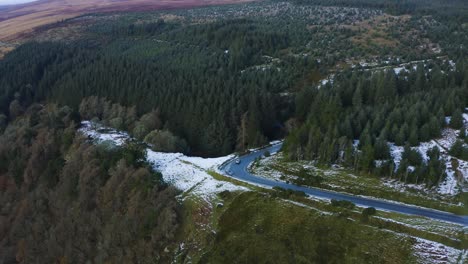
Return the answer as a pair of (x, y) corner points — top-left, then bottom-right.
(412, 237), (466, 264)
(79, 121), (246, 200)
(146, 150), (246, 200)
(180, 155), (235, 170)
(250, 155), (287, 182)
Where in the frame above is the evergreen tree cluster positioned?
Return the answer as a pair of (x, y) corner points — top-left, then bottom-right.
(0, 19), (292, 157)
(285, 64), (467, 185)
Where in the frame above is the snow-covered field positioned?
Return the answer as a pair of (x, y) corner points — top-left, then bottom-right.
(79, 121), (246, 201)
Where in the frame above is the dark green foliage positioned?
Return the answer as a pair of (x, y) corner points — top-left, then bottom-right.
(0, 18), (292, 156)
(285, 63), (467, 185)
(144, 130), (189, 154)
(449, 109), (464, 129)
(331, 199), (356, 210)
(362, 207), (377, 216)
(361, 207), (377, 222)
(396, 146), (446, 186)
(292, 168), (324, 187)
(450, 140), (468, 161)
(425, 147), (446, 186)
(272, 186), (308, 198)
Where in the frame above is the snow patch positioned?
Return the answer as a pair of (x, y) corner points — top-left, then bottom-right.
(146, 150), (246, 199)
(413, 237), (466, 264)
(80, 121), (247, 200)
(79, 121), (130, 146)
(387, 125), (467, 196)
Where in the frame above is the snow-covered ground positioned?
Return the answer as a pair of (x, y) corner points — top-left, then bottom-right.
(413, 237), (466, 264)
(79, 121), (247, 201)
(317, 74), (335, 88)
(80, 121), (130, 146)
(146, 150), (246, 200)
(387, 124), (467, 196)
(353, 58), (456, 75)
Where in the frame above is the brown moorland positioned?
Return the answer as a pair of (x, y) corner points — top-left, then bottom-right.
(0, 0), (255, 41)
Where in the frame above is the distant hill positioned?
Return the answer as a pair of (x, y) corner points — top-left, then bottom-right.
(0, 0), (255, 41)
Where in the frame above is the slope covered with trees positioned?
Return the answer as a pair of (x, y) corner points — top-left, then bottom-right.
(285, 63), (467, 186)
(0, 29), (286, 156)
(0, 104), (181, 263)
(5, 0), (465, 158)
(0, 0), (466, 183)
(0, 0), (467, 262)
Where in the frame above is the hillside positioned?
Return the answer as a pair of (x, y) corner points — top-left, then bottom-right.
(0, 0), (255, 41)
(0, 0), (467, 263)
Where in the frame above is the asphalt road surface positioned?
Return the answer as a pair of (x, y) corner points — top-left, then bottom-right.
(221, 142), (468, 226)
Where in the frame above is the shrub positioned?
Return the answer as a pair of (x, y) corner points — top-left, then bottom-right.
(362, 207), (377, 217)
(331, 199), (355, 210)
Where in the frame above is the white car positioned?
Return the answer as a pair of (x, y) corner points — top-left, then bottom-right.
(235, 159), (241, 164)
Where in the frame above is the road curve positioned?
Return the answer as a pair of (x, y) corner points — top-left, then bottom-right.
(221, 143), (468, 226)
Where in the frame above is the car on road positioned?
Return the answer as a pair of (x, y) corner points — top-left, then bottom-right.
(235, 159), (241, 164)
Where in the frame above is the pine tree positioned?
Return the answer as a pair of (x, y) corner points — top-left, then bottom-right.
(236, 112), (248, 152)
(449, 109), (464, 129)
(359, 143), (375, 173)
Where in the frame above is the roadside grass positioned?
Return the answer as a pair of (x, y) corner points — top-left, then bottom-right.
(198, 191), (416, 264)
(379, 211), (464, 239)
(175, 185), (463, 263)
(268, 190), (465, 250)
(251, 154), (466, 215)
(207, 170), (262, 191)
(208, 164), (465, 249)
(173, 196), (218, 263)
(367, 215), (464, 249)
(172, 158), (464, 262)
(373, 211), (467, 249)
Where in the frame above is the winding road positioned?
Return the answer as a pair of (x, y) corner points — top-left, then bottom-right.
(221, 142), (468, 226)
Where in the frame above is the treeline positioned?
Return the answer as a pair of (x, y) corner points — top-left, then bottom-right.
(0, 104), (181, 263)
(285, 63), (468, 186)
(291, 0), (468, 18)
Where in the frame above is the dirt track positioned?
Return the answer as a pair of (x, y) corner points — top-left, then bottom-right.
(0, 0), (255, 41)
